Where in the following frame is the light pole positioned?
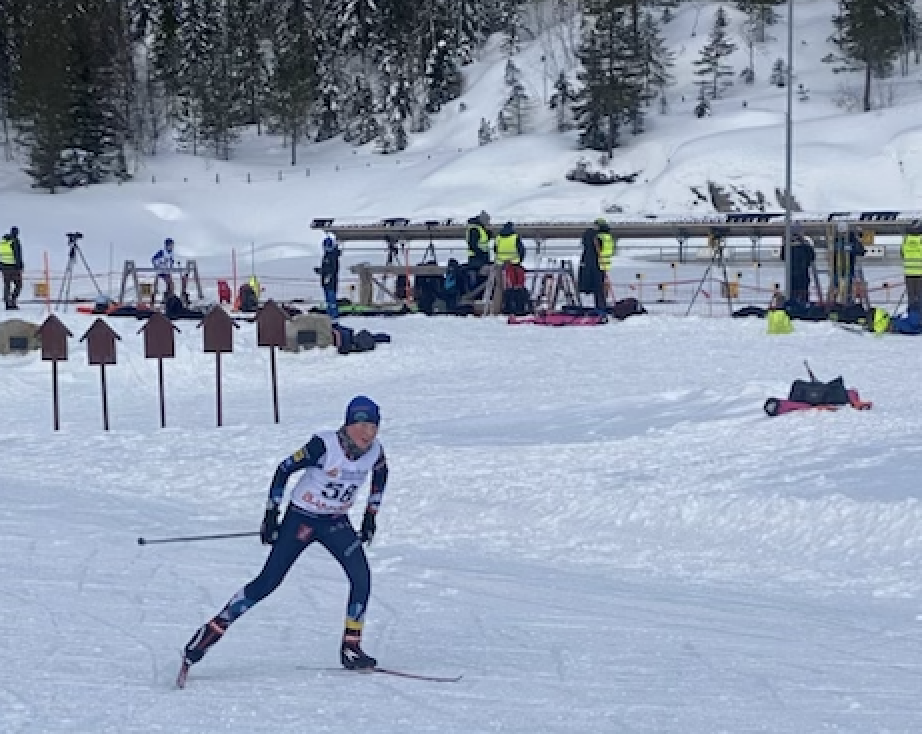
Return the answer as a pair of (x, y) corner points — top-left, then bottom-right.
(783, 0), (794, 300)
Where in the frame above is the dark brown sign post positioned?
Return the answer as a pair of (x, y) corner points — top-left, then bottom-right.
(80, 318), (121, 431)
(198, 307), (238, 427)
(36, 314), (73, 431)
(255, 300), (289, 424)
(138, 312), (180, 428)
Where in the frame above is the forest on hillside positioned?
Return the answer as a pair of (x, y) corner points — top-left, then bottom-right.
(0, 0), (917, 192)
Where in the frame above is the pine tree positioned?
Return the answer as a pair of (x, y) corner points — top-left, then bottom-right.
(831, 0), (909, 111)
(549, 71), (577, 132)
(0, 0), (17, 161)
(478, 115), (495, 145)
(228, 0), (269, 131)
(692, 7), (738, 101)
(499, 80), (530, 135)
(498, 0), (525, 56)
(575, 1), (645, 154)
(375, 0), (418, 151)
(638, 11), (675, 109)
(65, 0), (133, 183)
(343, 74), (379, 145)
(268, 0), (316, 164)
(13, 0), (73, 191)
(337, 0), (379, 68)
(424, 38), (462, 114)
(306, 1), (344, 142)
(150, 0), (182, 106)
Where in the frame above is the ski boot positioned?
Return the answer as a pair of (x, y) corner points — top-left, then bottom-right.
(177, 617), (228, 688)
(340, 631), (377, 671)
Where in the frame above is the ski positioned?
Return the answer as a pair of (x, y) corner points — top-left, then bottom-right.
(371, 667), (462, 683)
(296, 665), (462, 683)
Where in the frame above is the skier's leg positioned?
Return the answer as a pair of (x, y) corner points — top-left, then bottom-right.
(183, 511), (315, 664)
(318, 518), (374, 669)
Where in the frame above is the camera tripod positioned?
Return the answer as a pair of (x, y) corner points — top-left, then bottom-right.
(57, 234), (104, 311)
(685, 232), (734, 316)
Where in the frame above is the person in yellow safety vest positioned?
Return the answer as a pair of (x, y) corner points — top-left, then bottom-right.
(465, 210), (492, 268)
(596, 219), (616, 310)
(900, 220), (922, 313)
(0, 225), (24, 310)
(494, 222), (526, 265)
(248, 275), (261, 296)
(597, 219), (615, 273)
(578, 218), (610, 310)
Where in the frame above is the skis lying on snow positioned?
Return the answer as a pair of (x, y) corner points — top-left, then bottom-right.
(296, 665), (462, 683)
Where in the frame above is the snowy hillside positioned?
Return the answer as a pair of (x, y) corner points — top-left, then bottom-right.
(2, 0), (922, 282)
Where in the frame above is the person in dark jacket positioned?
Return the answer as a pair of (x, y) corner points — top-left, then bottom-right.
(465, 211), (492, 268)
(578, 219), (607, 311)
(780, 223), (815, 305)
(0, 226), (24, 310)
(177, 396), (389, 688)
(845, 227), (867, 306)
(315, 235), (342, 320)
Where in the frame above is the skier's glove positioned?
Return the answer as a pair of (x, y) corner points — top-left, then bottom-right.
(360, 509), (376, 545)
(260, 502), (280, 545)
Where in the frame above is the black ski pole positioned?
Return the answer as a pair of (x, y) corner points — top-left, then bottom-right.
(137, 531), (260, 546)
(804, 359), (818, 382)
(890, 287), (906, 318)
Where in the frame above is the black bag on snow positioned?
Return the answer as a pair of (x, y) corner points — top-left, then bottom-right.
(352, 329), (377, 352)
(788, 377), (848, 406)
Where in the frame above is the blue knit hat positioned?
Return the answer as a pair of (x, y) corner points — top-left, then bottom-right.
(345, 395), (380, 426)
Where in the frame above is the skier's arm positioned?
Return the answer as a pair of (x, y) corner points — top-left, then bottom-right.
(267, 434), (326, 506)
(358, 449), (388, 544)
(365, 448), (388, 514)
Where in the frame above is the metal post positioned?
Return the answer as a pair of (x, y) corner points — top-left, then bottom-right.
(783, 0), (794, 300)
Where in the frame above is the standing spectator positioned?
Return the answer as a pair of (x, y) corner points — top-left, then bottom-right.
(465, 210), (492, 269)
(317, 235), (342, 321)
(152, 237), (177, 294)
(578, 218), (611, 311)
(596, 219), (616, 303)
(495, 222), (528, 315)
(845, 227), (867, 306)
(464, 211), (492, 294)
(0, 225), (23, 310)
(780, 223), (815, 305)
(901, 220), (922, 313)
(494, 221), (526, 265)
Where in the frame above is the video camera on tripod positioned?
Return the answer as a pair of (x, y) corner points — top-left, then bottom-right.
(57, 230), (103, 311)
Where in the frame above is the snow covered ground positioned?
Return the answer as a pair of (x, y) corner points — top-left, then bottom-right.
(2, 309), (922, 733)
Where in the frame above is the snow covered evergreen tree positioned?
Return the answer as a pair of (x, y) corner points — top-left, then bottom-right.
(549, 71), (577, 132)
(575, 1), (645, 154)
(692, 7), (738, 101)
(268, 0), (316, 164)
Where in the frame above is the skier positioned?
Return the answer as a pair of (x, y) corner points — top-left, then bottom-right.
(151, 237), (177, 294)
(178, 395), (388, 687)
